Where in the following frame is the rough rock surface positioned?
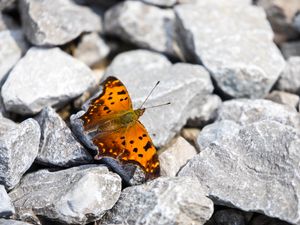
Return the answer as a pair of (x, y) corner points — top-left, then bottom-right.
(19, 0), (102, 46)
(1, 47), (96, 115)
(100, 177), (214, 225)
(276, 57), (300, 94)
(265, 90), (299, 109)
(159, 136), (197, 176)
(0, 118), (40, 190)
(175, 1), (285, 98)
(74, 32), (110, 67)
(0, 184), (14, 217)
(9, 165), (122, 224)
(179, 120), (300, 224)
(0, 219), (32, 225)
(105, 1), (177, 56)
(35, 107), (92, 167)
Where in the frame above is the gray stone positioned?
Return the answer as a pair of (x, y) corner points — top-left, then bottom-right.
(159, 136), (197, 177)
(175, 2), (285, 98)
(0, 0), (16, 11)
(280, 41), (300, 59)
(134, 0), (176, 7)
(0, 219), (32, 225)
(265, 90), (299, 109)
(0, 29), (27, 84)
(2, 47), (96, 115)
(0, 13), (18, 31)
(276, 57), (300, 94)
(9, 165), (121, 225)
(100, 177), (214, 225)
(35, 106), (92, 167)
(104, 1), (177, 57)
(179, 120), (300, 224)
(74, 32), (110, 67)
(217, 99), (300, 129)
(0, 118), (40, 190)
(19, 0), (102, 46)
(0, 185), (14, 217)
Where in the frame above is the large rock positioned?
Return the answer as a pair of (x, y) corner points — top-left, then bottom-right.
(0, 219), (32, 225)
(276, 57), (300, 94)
(9, 165), (121, 224)
(2, 47), (96, 115)
(35, 107), (92, 167)
(19, 0), (102, 46)
(175, 1), (285, 98)
(217, 99), (300, 129)
(100, 177), (214, 225)
(179, 120), (300, 224)
(0, 184), (14, 217)
(104, 1), (178, 57)
(0, 118), (40, 190)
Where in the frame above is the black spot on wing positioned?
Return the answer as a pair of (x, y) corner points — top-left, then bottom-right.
(117, 90), (126, 95)
(143, 141), (152, 151)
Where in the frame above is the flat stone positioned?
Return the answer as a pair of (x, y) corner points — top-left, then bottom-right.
(217, 99), (300, 129)
(0, 184), (14, 217)
(100, 177), (214, 225)
(35, 106), (92, 167)
(74, 32), (110, 67)
(276, 57), (300, 94)
(0, 118), (40, 190)
(0, 29), (27, 84)
(134, 0), (176, 7)
(159, 136), (197, 176)
(2, 47), (96, 115)
(265, 90), (299, 109)
(9, 165), (121, 224)
(280, 41), (300, 59)
(19, 0), (102, 46)
(0, 219), (32, 225)
(104, 1), (177, 56)
(175, 1), (285, 98)
(179, 120), (300, 224)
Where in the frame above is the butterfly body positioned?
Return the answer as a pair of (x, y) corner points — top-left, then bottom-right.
(80, 77), (159, 178)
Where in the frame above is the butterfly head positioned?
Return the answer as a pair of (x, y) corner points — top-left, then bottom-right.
(134, 108), (145, 118)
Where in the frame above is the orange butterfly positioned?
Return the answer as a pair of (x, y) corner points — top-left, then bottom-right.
(80, 76), (161, 178)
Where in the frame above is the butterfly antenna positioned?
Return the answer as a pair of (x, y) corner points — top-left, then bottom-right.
(145, 102), (171, 109)
(139, 81), (160, 109)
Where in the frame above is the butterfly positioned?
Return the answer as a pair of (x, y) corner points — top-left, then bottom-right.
(79, 76), (161, 178)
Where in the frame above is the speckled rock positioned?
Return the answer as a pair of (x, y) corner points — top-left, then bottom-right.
(74, 32), (110, 67)
(9, 165), (122, 225)
(0, 185), (14, 217)
(0, 118), (40, 190)
(159, 136), (197, 176)
(105, 1), (177, 57)
(276, 57), (300, 94)
(0, 219), (32, 225)
(19, 0), (102, 46)
(35, 106), (92, 167)
(1, 47), (96, 115)
(175, 1), (285, 98)
(179, 120), (300, 224)
(265, 91), (299, 109)
(100, 177), (214, 225)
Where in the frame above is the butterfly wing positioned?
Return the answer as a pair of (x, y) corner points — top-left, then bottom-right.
(80, 76), (133, 130)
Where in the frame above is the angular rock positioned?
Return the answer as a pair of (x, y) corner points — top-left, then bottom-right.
(280, 41), (300, 59)
(276, 57), (300, 94)
(35, 106), (92, 167)
(256, 0), (300, 44)
(0, 185), (14, 217)
(217, 99), (300, 129)
(0, 29), (27, 84)
(105, 1), (177, 56)
(2, 47), (96, 115)
(265, 90), (299, 109)
(175, 2), (285, 98)
(159, 136), (197, 176)
(0, 219), (32, 225)
(74, 32), (110, 67)
(134, 0), (176, 7)
(9, 165), (121, 224)
(19, 0), (102, 46)
(100, 177), (214, 225)
(0, 118), (40, 190)
(179, 120), (300, 224)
